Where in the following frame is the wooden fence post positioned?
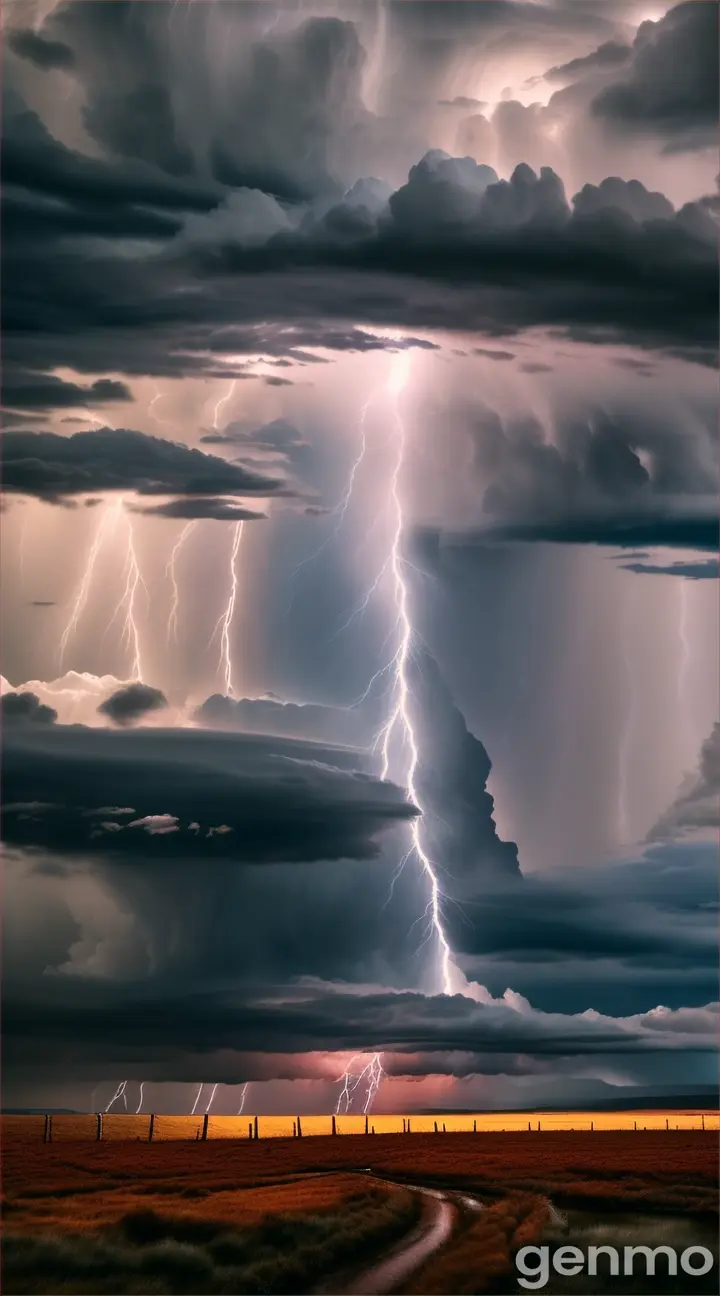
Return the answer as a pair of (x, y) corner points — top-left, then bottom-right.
(43, 1114), (52, 1143)
(248, 1122), (253, 1140)
(364, 1115), (369, 1135)
(433, 1120), (438, 1133)
(254, 1116), (259, 1140)
(442, 1122), (446, 1133)
(528, 1121), (531, 1131)
(665, 1119), (669, 1131)
(96, 1113), (103, 1141)
(201, 1114), (209, 1141)
(590, 1121), (594, 1132)
(148, 1114), (155, 1142)
(297, 1117), (303, 1139)
(473, 1119), (477, 1133)
(701, 1114), (705, 1130)
(407, 1119), (411, 1134)
(537, 1122), (541, 1132)
(332, 1115), (337, 1136)
(634, 1120), (637, 1131)
(402, 1118), (406, 1134)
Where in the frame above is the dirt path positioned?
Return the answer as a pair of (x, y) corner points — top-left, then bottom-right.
(330, 1185), (457, 1295)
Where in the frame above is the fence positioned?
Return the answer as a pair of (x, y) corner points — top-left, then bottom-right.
(8, 1110), (717, 1143)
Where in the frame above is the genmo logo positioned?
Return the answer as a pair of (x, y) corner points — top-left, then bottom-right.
(516, 1243), (715, 1290)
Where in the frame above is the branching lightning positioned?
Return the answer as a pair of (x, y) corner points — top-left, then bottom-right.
(105, 1080), (128, 1113)
(335, 1053), (385, 1115)
(59, 496), (146, 679)
(166, 521), (199, 644)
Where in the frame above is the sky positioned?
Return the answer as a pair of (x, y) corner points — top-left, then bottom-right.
(1, 0), (718, 1116)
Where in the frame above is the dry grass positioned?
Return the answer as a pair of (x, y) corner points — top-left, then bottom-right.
(2, 1183), (420, 1295)
(4, 1131), (716, 1226)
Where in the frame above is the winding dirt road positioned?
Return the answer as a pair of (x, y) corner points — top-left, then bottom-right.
(321, 1182), (460, 1295)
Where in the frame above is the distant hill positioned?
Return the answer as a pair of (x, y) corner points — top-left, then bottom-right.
(2, 1108), (81, 1115)
(414, 1091), (719, 1115)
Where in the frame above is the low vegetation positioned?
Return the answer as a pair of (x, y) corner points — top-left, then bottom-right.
(406, 1191), (551, 1294)
(3, 1185), (420, 1295)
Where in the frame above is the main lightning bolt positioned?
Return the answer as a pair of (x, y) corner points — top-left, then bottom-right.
(374, 355), (456, 997)
(120, 507), (146, 681)
(105, 1080), (128, 1113)
(237, 1082), (250, 1115)
(330, 354), (458, 1115)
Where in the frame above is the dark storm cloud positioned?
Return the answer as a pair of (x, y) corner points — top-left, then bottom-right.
(97, 683), (169, 727)
(543, 40), (631, 82)
(2, 374), (132, 413)
(649, 725), (720, 840)
(2, 94), (226, 215)
(44, 6), (368, 200)
(445, 848), (716, 968)
(1, 428), (286, 503)
(1, 723), (417, 865)
(185, 158), (717, 358)
(465, 516), (720, 550)
(7, 27), (76, 71)
(128, 499), (267, 521)
(620, 558), (719, 580)
(3, 981), (715, 1071)
(438, 396), (718, 547)
(591, 2), (719, 152)
(409, 650), (521, 887)
(1, 691), (58, 726)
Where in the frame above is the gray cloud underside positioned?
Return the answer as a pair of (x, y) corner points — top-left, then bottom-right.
(1, 427), (287, 503)
(4, 982), (716, 1070)
(1, 723), (417, 864)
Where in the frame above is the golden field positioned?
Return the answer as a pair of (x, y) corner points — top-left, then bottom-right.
(3, 1108), (717, 1143)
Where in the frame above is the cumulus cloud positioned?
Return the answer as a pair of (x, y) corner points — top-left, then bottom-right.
(97, 683), (169, 727)
(1, 691), (58, 726)
(591, 2), (719, 152)
(649, 724), (720, 840)
(1, 428), (286, 503)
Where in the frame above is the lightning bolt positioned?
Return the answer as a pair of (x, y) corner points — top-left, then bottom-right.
(190, 1083), (204, 1115)
(104, 1080), (128, 1113)
(166, 521), (198, 644)
(60, 497), (146, 678)
(59, 500), (120, 668)
(135, 1082), (145, 1115)
(374, 354), (456, 997)
(204, 1083), (219, 1114)
(335, 1053), (386, 1114)
(212, 379), (237, 431)
(237, 1082), (250, 1115)
(211, 520), (244, 696)
(120, 507), (146, 681)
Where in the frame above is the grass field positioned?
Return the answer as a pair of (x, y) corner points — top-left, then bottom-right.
(4, 1127), (717, 1221)
(4, 1124), (717, 1294)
